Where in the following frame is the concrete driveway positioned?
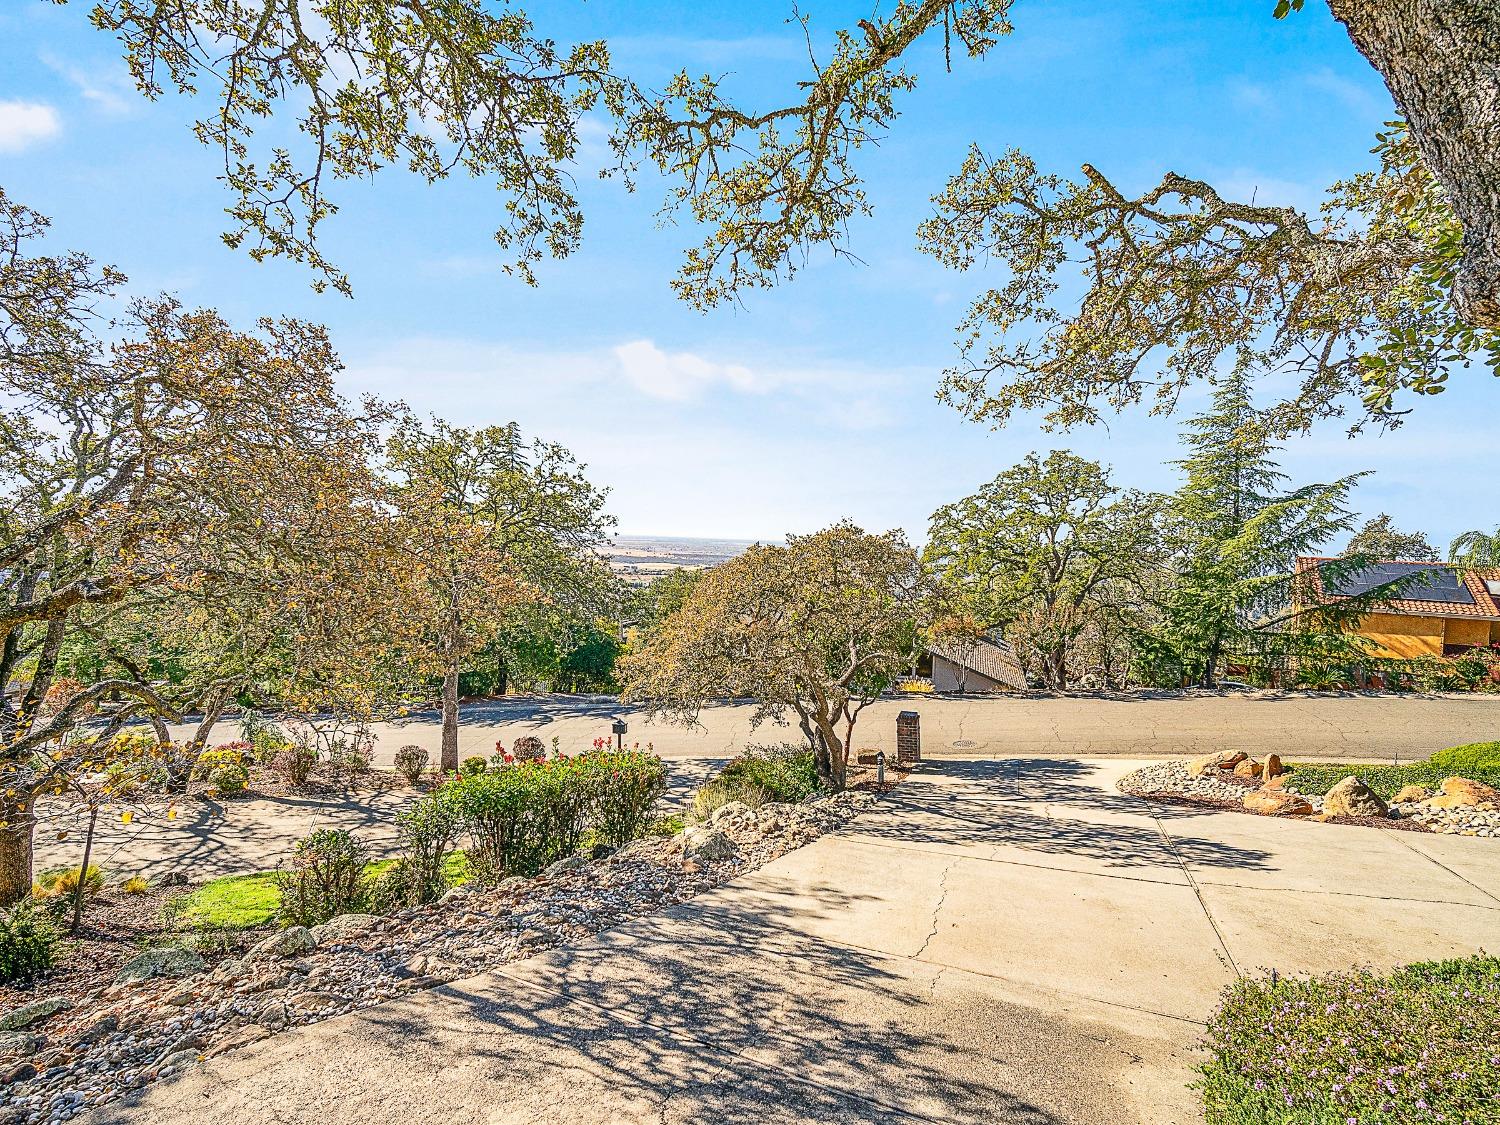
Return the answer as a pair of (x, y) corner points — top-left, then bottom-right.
(174, 691), (1500, 768)
(85, 759), (1500, 1124)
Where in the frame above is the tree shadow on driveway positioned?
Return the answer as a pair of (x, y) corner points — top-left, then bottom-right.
(852, 758), (1275, 876)
(346, 882), (1148, 1124)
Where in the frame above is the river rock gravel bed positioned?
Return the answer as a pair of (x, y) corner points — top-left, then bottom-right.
(0, 789), (876, 1125)
(1119, 761), (1499, 836)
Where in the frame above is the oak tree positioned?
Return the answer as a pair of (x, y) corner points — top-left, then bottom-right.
(621, 522), (929, 790)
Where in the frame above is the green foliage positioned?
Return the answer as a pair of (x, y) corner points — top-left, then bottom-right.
(1197, 956), (1500, 1123)
(926, 451), (1162, 690)
(1343, 513), (1435, 561)
(206, 762), (250, 796)
(168, 872), (282, 930)
(394, 744), (429, 784)
(274, 829), (370, 927)
(0, 900), (57, 984)
(1432, 742), (1500, 772)
(1137, 370), (1365, 687)
(445, 748), (666, 882)
(394, 790), (465, 906)
(717, 744), (820, 804)
(1284, 761), (1500, 800)
(460, 755), (489, 777)
(121, 874), (149, 895)
(577, 748), (667, 848)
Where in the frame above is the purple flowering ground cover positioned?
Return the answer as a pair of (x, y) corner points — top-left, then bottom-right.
(1197, 956), (1500, 1124)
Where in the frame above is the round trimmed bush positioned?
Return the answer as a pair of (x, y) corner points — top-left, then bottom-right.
(394, 744), (429, 785)
(207, 762), (249, 796)
(460, 755), (488, 777)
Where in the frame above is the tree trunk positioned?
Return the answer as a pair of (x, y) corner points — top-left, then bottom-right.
(1327, 0), (1500, 328)
(0, 790), (34, 908)
(440, 663), (460, 773)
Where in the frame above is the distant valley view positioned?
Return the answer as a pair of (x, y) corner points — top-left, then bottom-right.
(603, 535), (763, 584)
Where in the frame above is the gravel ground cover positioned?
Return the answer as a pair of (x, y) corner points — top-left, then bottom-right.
(0, 789), (877, 1125)
(1117, 761), (1500, 836)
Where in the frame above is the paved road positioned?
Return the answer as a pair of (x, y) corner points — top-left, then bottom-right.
(179, 690), (1500, 767)
(86, 759), (1500, 1124)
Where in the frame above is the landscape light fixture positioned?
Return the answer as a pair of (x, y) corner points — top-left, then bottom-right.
(612, 717), (627, 750)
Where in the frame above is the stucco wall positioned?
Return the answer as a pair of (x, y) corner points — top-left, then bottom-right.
(1355, 612), (1444, 659)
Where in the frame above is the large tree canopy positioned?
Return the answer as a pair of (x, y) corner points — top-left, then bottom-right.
(925, 451), (1162, 689)
(65, 0), (1500, 428)
(621, 522), (930, 790)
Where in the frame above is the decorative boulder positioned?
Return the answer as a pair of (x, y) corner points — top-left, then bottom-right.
(1232, 758), (1262, 779)
(1424, 776), (1500, 809)
(681, 826), (737, 862)
(116, 948), (204, 984)
(1392, 784), (1431, 804)
(1263, 754), (1285, 779)
(1188, 751), (1247, 777)
(1243, 789), (1314, 817)
(0, 997), (70, 1032)
(1322, 776), (1388, 819)
(247, 926), (317, 961)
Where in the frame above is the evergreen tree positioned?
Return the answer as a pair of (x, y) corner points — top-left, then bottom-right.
(1142, 368), (1367, 687)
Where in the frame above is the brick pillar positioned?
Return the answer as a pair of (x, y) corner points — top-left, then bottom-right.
(896, 710), (921, 765)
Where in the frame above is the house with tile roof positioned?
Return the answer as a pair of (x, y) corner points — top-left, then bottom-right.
(1295, 557), (1500, 659)
(926, 636), (1028, 693)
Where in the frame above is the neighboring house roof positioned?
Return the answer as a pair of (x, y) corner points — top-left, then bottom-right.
(1296, 557), (1500, 620)
(929, 638), (1028, 690)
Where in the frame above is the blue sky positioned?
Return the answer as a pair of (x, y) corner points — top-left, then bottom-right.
(2, 1), (1493, 546)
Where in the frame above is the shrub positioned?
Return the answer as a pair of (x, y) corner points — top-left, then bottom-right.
(192, 746), (247, 780)
(394, 744), (429, 785)
(460, 755), (489, 777)
(274, 829), (369, 927)
(269, 741), (318, 786)
(511, 736), (545, 763)
(207, 762), (249, 796)
(692, 744), (820, 819)
(1286, 760), (1500, 799)
(391, 790), (463, 906)
(249, 727), (294, 763)
(579, 749), (667, 847)
(1197, 956), (1500, 1123)
(448, 762), (586, 882)
(32, 864), (105, 902)
(326, 737), (374, 783)
(0, 901), (56, 984)
(121, 875), (150, 895)
(720, 744), (820, 803)
(1432, 741), (1500, 773)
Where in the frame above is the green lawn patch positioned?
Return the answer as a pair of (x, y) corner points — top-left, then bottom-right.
(167, 871), (281, 930)
(1285, 761), (1500, 800)
(1198, 955), (1500, 1123)
(168, 852), (470, 930)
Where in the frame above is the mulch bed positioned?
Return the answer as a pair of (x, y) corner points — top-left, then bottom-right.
(1136, 789), (1434, 832)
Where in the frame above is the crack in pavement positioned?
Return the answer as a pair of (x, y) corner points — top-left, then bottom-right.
(1151, 813), (1242, 979)
(1386, 833), (1500, 908)
(913, 857), (959, 960)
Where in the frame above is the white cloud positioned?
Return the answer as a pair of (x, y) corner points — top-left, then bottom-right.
(613, 339), (765, 401)
(40, 51), (135, 115)
(0, 100), (60, 153)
